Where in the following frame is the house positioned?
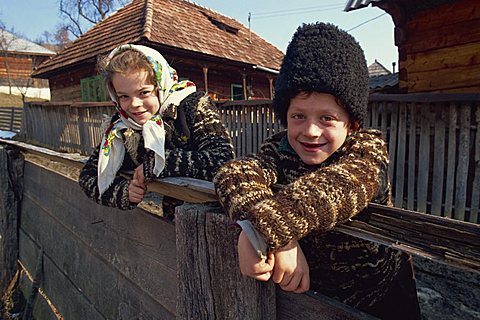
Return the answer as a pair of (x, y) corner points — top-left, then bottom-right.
(368, 59), (399, 93)
(0, 29), (55, 99)
(345, 0), (480, 93)
(31, 0), (284, 102)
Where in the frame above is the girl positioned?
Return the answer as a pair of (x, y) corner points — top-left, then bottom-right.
(79, 44), (234, 217)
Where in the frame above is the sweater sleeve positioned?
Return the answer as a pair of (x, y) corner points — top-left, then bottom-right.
(253, 132), (388, 251)
(144, 93), (235, 181)
(216, 130), (389, 252)
(214, 138), (281, 221)
(78, 143), (136, 210)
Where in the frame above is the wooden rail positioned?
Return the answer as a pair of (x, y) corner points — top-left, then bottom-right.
(0, 106), (22, 132)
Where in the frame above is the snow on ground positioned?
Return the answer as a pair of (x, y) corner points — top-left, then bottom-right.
(0, 130), (16, 139)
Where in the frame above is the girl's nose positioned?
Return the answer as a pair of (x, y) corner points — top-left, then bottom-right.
(130, 96), (143, 108)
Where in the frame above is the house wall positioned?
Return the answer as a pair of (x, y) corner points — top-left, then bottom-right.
(399, 0), (480, 93)
(47, 60), (273, 102)
(0, 54), (51, 90)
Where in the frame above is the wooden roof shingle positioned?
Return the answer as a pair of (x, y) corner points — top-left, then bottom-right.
(33, 0), (284, 78)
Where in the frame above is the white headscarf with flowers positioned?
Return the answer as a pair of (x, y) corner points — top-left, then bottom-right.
(97, 44), (196, 195)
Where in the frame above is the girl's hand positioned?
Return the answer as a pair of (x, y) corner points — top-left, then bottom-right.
(129, 165), (147, 203)
(237, 230), (274, 281)
(272, 240), (310, 293)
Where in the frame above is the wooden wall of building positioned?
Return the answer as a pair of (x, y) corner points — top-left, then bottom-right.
(399, 0), (480, 93)
(0, 54), (50, 88)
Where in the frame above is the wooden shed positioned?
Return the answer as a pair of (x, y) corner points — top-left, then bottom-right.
(31, 0), (284, 102)
(0, 29), (55, 99)
(346, 0), (480, 93)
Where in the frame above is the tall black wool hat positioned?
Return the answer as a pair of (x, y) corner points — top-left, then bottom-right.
(273, 22), (369, 126)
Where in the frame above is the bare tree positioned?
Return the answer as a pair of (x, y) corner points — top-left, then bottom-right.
(0, 21), (16, 94)
(59, 0), (128, 38)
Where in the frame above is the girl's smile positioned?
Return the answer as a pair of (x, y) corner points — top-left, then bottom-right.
(111, 69), (160, 125)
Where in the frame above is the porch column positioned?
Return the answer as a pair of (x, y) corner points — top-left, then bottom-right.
(268, 77), (274, 99)
(242, 73), (247, 100)
(202, 67), (209, 93)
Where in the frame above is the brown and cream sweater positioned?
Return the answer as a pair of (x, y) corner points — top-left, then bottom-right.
(214, 128), (413, 310)
(79, 92), (234, 210)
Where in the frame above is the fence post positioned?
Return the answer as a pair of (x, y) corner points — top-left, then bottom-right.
(176, 203), (276, 320)
(0, 145), (23, 293)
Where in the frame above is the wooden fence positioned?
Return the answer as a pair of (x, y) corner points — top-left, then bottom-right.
(14, 93), (480, 223)
(1, 140), (479, 319)
(0, 106), (22, 132)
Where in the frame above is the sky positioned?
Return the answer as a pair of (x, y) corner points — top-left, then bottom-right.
(0, 0), (398, 70)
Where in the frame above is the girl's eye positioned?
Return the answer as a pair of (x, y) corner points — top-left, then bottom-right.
(118, 95), (129, 101)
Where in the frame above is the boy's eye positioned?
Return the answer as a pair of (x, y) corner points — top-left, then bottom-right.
(321, 115), (336, 122)
(291, 114), (305, 120)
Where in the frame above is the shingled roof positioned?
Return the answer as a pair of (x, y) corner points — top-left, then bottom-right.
(32, 0), (284, 78)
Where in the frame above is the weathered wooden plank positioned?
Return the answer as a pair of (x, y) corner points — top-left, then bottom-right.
(417, 104), (431, 213)
(18, 270), (59, 320)
(394, 104), (407, 208)
(431, 105), (446, 215)
(388, 105), (399, 183)
(454, 106), (471, 221)
(20, 194), (175, 320)
(470, 107), (480, 223)
(176, 203), (276, 320)
(19, 230), (104, 320)
(407, 103), (418, 210)
(21, 161), (177, 316)
(0, 145), (23, 293)
(444, 103), (458, 217)
(277, 289), (377, 320)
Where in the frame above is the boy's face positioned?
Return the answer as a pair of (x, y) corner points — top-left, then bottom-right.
(112, 68), (160, 125)
(287, 92), (351, 165)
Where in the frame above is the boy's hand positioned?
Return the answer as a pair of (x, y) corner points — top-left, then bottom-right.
(272, 240), (310, 293)
(237, 230), (274, 281)
(129, 165), (147, 203)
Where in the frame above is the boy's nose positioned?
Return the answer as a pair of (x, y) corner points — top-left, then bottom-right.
(304, 121), (322, 137)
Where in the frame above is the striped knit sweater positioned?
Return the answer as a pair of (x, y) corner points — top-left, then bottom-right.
(79, 92), (234, 210)
(214, 128), (416, 311)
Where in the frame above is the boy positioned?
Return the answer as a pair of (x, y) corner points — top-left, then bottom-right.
(79, 44), (234, 216)
(214, 23), (420, 319)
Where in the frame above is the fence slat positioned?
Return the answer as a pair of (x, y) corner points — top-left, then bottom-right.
(470, 107), (480, 223)
(431, 105), (446, 215)
(407, 103), (418, 210)
(454, 106), (471, 221)
(417, 104), (431, 213)
(444, 103), (458, 218)
(394, 104), (407, 207)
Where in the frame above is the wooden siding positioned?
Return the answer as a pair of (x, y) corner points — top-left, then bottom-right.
(400, 0), (480, 92)
(19, 160), (176, 319)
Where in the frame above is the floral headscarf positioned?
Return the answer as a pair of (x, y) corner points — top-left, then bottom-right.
(97, 44), (196, 195)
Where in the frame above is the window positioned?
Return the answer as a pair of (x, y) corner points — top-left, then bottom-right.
(80, 75), (107, 102)
(230, 84), (243, 100)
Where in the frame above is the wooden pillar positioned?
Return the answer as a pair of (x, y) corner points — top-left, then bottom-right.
(202, 67), (209, 93)
(268, 77), (274, 100)
(0, 144), (23, 293)
(176, 203), (276, 320)
(242, 74), (248, 100)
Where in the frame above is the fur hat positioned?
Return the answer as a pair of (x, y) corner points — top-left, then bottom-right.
(273, 22), (369, 126)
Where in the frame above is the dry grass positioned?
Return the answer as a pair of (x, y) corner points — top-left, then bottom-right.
(0, 93), (48, 107)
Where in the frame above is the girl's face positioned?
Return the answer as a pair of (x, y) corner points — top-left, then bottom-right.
(111, 68), (159, 125)
(287, 92), (352, 165)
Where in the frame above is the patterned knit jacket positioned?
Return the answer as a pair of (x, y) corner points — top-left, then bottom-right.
(214, 128), (411, 309)
(79, 91), (234, 210)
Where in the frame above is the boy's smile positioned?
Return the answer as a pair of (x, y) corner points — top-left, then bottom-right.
(287, 92), (351, 165)
(112, 69), (160, 125)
